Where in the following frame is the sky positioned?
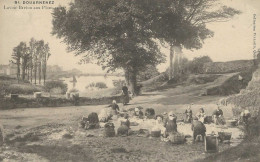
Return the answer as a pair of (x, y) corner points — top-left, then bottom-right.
(0, 0), (259, 73)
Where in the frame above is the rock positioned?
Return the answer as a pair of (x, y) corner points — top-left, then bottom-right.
(15, 125), (22, 129)
(62, 133), (73, 139)
(11, 94), (19, 100)
(34, 92), (42, 98)
(86, 134), (94, 137)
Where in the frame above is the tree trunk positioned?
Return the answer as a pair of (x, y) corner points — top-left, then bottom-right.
(169, 44), (174, 80)
(17, 62), (20, 83)
(38, 61), (41, 84)
(27, 66), (30, 81)
(128, 69), (138, 96)
(34, 59), (37, 84)
(173, 45), (182, 77)
(30, 57), (33, 83)
(124, 68), (130, 85)
(22, 62), (26, 81)
(43, 60), (47, 85)
(173, 50), (179, 77)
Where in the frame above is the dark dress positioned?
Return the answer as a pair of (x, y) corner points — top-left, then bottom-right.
(191, 120), (206, 141)
(212, 109), (225, 125)
(122, 86), (129, 105)
(165, 118), (178, 133)
(212, 109), (223, 116)
(109, 103), (119, 115)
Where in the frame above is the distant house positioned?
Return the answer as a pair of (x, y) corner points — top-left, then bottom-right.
(0, 63), (17, 76)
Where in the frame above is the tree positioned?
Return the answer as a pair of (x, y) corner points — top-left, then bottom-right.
(11, 42), (29, 82)
(29, 38), (37, 83)
(36, 40), (45, 85)
(140, 0), (240, 79)
(137, 65), (160, 81)
(42, 43), (51, 85)
(52, 0), (165, 95)
(11, 47), (21, 83)
(20, 44), (30, 81)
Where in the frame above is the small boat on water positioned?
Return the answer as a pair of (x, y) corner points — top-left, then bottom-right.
(70, 75), (77, 83)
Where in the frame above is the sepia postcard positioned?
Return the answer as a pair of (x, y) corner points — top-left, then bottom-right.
(0, 0), (259, 161)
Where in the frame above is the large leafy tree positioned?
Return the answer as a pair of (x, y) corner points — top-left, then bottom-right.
(139, 0), (240, 79)
(52, 0), (165, 95)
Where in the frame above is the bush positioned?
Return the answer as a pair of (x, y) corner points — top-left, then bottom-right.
(50, 87), (64, 94)
(44, 81), (68, 94)
(85, 82), (96, 89)
(86, 82), (107, 89)
(95, 82), (107, 89)
(3, 83), (42, 95)
(188, 56), (213, 74)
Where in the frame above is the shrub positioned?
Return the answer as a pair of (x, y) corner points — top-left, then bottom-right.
(86, 82), (107, 89)
(50, 87), (63, 94)
(95, 82), (107, 89)
(188, 56), (213, 74)
(3, 83), (42, 95)
(44, 81), (68, 94)
(85, 82), (96, 89)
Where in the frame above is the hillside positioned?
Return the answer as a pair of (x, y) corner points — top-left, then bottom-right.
(202, 59), (255, 74)
(202, 64), (260, 162)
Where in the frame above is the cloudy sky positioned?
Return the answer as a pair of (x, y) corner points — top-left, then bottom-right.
(0, 0), (259, 73)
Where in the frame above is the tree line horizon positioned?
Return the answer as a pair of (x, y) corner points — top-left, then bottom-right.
(11, 38), (51, 85)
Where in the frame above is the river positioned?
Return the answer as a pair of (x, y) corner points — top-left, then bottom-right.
(62, 75), (125, 92)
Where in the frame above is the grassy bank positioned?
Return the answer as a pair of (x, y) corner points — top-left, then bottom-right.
(0, 76), (43, 96)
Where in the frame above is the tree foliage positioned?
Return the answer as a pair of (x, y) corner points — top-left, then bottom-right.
(52, 0), (166, 94)
(188, 56), (212, 74)
(52, 1), (165, 71)
(44, 80), (68, 94)
(51, 0), (240, 94)
(143, 0), (241, 49)
(139, 0), (240, 79)
(137, 65), (160, 81)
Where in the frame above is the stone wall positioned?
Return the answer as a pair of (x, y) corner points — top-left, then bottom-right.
(0, 95), (123, 110)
